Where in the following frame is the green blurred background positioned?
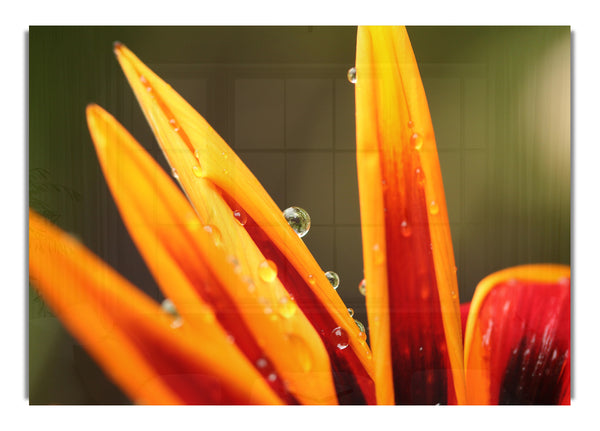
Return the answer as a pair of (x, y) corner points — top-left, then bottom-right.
(28, 26), (570, 404)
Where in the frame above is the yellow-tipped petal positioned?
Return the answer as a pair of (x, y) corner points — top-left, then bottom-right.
(113, 43), (375, 403)
(29, 209), (283, 405)
(86, 104), (338, 404)
(355, 26), (465, 404)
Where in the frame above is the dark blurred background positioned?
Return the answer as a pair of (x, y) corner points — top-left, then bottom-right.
(28, 26), (570, 404)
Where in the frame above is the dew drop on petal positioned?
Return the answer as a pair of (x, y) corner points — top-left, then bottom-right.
(325, 271), (340, 290)
(408, 120), (415, 129)
(307, 274), (316, 285)
(192, 165), (204, 178)
(161, 298), (178, 316)
(283, 206), (311, 238)
(355, 319), (367, 340)
(277, 296), (297, 319)
(347, 307), (354, 317)
(258, 260), (278, 283)
(347, 66), (357, 84)
(429, 200), (440, 215)
(171, 167), (179, 179)
(411, 132), (423, 151)
(330, 326), (349, 350)
(233, 207), (248, 226)
(358, 278), (367, 296)
(373, 243), (385, 265)
(400, 219), (412, 237)
(415, 167), (426, 187)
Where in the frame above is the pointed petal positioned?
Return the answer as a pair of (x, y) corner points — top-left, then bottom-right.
(113, 44), (375, 404)
(86, 104), (338, 404)
(355, 26), (465, 404)
(464, 264), (570, 405)
(29, 209), (283, 405)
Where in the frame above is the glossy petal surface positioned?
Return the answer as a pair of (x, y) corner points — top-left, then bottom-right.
(112, 44), (375, 403)
(86, 105), (338, 404)
(464, 264), (570, 404)
(355, 26), (465, 404)
(29, 210), (283, 405)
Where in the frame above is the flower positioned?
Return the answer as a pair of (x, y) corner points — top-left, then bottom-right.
(29, 26), (570, 405)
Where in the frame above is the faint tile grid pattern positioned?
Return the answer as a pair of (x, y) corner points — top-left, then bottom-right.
(154, 62), (489, 327)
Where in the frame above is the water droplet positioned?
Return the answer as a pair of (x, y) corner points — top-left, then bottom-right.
(400, 219), (412, 237)
(194, 148), (202, 160)
(192, 165), (204, 178)
(355, 319), (367, 340)
(233, 208), (247, 226)
(258, 260), (278, 283)
(277, 296), (297, 319)
(308, 274), (316, 285)
(347, 66), (357, 84)
(171, 167), (179, 179)
(169, 118), (179, 132)
(429, 200), (439, 215)
(221, 151), (228, 159)
(203, 224), (222, 247)
(267, 373), (277, 382)
(283, 206), (311, 238)
(256, 357), (268, 369)
(408, 120), (415, 128)
(347, 307), (354, 317)
(161, 298), (178, 316)
(287, 334), (313, 372)
(411, 132), (423, 150)
(325, 271), (340, 290)
(358, 279), (366, 296)
(330, 326), (349, 350)
(139, 75), (147, 84)
(415, 167), (425, 187)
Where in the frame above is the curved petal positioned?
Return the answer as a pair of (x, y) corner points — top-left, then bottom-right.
(355, 26), (465, 404)
(29, 209), (283, 405)
(464, 264), (570, 404)
(113, 43), (375, 404)
(86, 104), (338, 404)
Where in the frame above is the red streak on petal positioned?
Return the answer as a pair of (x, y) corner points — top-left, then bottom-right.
(478, 279), (570, 404)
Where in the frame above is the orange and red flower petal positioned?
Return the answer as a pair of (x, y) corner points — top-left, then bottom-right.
(86, 104), (339, 404)
(464, 264), (570, 404)
(29, 209), (283, 405)
(113, 43), (375, 404)
(355, 26), (465, 405)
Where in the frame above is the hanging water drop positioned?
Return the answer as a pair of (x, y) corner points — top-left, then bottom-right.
(258, 260), (278, 283)
(161, 299), (182, 329)
(347, 307), (355, 317)
(411, 132), (423, 150)
(358, 278), (366, 296)
(325, 271), (340, 290)
(283, 206), (311, 238)
(171, 167), (179, 179)
(330, 326), (349, 350)
(233, 207), (248, 226)
(355, 319), (367, 340)
(347, 66), (357, 84)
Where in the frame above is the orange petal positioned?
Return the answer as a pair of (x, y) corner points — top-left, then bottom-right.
(464, 264), (570, 404)
(29, 209), (283, 405)
(86, 104), (338, 404)
(355, 26), (465, 404)
(113, 43), (375, 403)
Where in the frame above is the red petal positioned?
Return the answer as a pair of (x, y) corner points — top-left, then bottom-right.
(464, 264), (570, 404)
